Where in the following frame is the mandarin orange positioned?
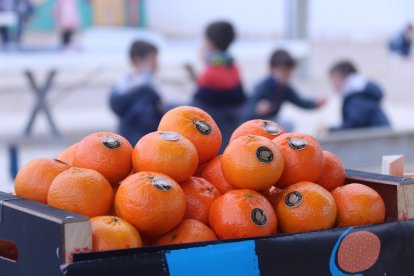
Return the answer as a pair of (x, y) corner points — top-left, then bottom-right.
(158, 106), (222, 164)
(222, 135), (284, 191)
(209, 189), (277, 239)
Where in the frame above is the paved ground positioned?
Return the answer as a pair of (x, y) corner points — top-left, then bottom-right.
(1, 32), (414, 191)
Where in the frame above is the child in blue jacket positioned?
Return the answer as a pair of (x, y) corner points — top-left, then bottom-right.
(246, 50), (325, 129)
(109, 40), (163, 146)
(389, 24), (413, 58)
(328, 61), (390, 131)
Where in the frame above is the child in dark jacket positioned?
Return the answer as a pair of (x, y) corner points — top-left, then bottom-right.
(246, 50), (325, 128)
(193, 21), (246, 149)
(109, 40), (163, 146)
(389, 24), (413, 58)
(328, 61), (390, 131)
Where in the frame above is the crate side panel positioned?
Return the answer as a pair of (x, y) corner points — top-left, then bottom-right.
(0, 204), (64, 276)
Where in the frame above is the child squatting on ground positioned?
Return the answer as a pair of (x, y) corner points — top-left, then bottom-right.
(192, 21), (246, 150)
(246, 49), (325, 131)
(389, 23), (413, 58)
(109, 40), (163, 146)
(328, 60), (391, 131)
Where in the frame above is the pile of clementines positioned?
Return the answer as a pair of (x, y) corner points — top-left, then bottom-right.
(13, 106), (386, 252)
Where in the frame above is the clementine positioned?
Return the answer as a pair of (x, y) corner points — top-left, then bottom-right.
(201, 155), (235, 194)
(14, 158), (70, 203)
(276, 181), (337, 233)
(73, 132), (132, 185)
(57, 143), (78, 165)
(209, 189), (277, 239)
(158, 106), (222, 164)
(155, 219), (217, 246)
(47, 168), (113, 217)
(90, 216), (142, 252)
(115, 172), (186, 237)
(332, 183), (385, 227)
(230, 119), (285, 142)
(193, 162), (209, 177)
(0, 239), (18, 260)
(181, 177), (221, 224)
(273, 133), (325, 188)
(132, 131), (198, 182)
(266, 186), (284, 213)
(316, 151), (345, 191)
(222, 135), (284, 191)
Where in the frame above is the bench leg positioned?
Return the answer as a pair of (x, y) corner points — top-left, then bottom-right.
(23, 70), (60, 138)
(8, 145), (18, 181)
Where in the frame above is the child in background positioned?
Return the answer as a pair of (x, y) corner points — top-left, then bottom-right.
(193, 21), (246, 149)
(246, 50), (325, 130)
(328, 60), (390, 131)
(389, 24), (413, 58)
(14, 0), (34, 45)
(54, 0), (79, 48)
(109, 40), (163, 146)
(0, 0), (14, 47)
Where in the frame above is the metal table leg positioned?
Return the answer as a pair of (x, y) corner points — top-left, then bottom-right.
(23, 69), (60, 137)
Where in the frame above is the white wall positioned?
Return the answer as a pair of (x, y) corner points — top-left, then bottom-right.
(309, 0), (414, 40)
(146, 0), (414, 41)
(146, 0), (285, 38)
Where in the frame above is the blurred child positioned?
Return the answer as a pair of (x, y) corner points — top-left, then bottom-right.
(54, 0), (79, 48)
(328, 60), (390, 131)
(246, 49), (325, 129)
(193, 21), (246, 149)
(14, 0), (34, 45)
(109, 40), (163, 146)
(0, 0), (14, 47)
(389, 24), (413, 58)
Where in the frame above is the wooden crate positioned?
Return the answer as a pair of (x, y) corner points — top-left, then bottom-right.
(0, 193), (90, 275)
(1, 169), (414, 275)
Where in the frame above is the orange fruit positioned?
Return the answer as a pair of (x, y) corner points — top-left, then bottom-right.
(266, 186), (284, 213)
(201, 155), (235, 194)
(108, 184), (121, 216)
(230, 119), (285, 142)
(90, 216), (143, 252)
(222, 135), (284, 191)
(47, 168), (113, 217)
(181, 177), (221, 224)
(276, 181), (337, 234)
(331, 183), (385, 227)
(0, 239), (18, 260)
(193, 162), (209, 177)
(140, 235), (155, 247)
(57, 143), (78, 165)
(73, 132), (132, 185)
(115, 172), (186, 237)
(14, 158), (70, 203)
(315, 151), (345, 191)
(155, 219), (217, 246)
(132, 131), (198, 182)
(273, 133), (325, 188)
(209, 189), (277, 239)
(158, 106), (222, 164)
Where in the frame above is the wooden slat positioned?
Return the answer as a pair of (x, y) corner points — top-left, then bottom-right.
(64, 221), (92, 263)
(404, 172), (414, 179)
(397, 184), (414, 220)
(382, 155), (405, 177)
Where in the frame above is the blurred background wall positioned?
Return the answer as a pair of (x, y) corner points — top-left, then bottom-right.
(27, 0), (414, 41)
(28, 0), (146, 31)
